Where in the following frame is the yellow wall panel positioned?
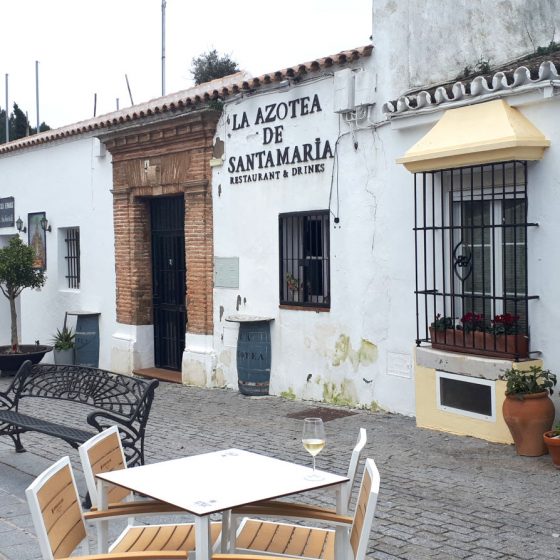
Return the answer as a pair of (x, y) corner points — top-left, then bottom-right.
(415, 364), (514, 444)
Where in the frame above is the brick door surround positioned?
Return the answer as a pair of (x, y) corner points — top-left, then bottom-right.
(102, 109), (219, 341)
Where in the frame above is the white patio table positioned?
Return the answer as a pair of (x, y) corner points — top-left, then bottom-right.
(96, 448), (349, 560)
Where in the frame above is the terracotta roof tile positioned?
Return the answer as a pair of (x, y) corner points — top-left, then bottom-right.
(0, 45), (373, 155)
(383, 49), (560, 116)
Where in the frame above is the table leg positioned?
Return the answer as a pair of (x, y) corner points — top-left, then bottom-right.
(96, 479), (109, 553)
(194, 515), (211, 560)
(335, 484), (349, 559)
(228, 512), (239, 553)
(221, 510), (231, 552)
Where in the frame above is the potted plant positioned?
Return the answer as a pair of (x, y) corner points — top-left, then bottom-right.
(52, 326), (75, 365)
(543, 424), (560, 469)
(485, 313), (529, 358)
(429, 312), (529, 359)
(430, 314), (460, 345)
(501, 365), (557, 456)
(285, 272), (300, 301)
(0, 237), (51, 373)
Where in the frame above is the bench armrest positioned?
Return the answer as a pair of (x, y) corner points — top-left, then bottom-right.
(0, 360), (33, 410)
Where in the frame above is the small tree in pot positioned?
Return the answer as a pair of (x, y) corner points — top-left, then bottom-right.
(500, 366), (557, 456)
(0, 237), (49, 367)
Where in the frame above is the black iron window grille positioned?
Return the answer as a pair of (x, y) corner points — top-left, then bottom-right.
(64, 227), (80, 289)
(279, 211), (330, 308)
(414, 161), (538, 359)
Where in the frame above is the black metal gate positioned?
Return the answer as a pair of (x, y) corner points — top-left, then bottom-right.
(150, 196), (186, 370)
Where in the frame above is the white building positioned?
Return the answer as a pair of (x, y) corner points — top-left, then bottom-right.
(1, 0), (559, 443)
(0, 134), (116, 367)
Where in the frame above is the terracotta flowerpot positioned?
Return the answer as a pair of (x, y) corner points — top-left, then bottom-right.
(543, 431), (560, 469)
(502, 392), (555, 456)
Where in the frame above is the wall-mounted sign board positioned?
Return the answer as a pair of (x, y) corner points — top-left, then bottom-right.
(215, 257), (239, 288)
(0, 197), (14, 228)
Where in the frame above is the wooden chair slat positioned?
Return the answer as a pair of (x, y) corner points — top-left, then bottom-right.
(324, 532), (336, 560)
(161, 525), (195, 551)
(114, 525), (163, 551)
(52, 520), (85, 559)
(268, 524), (297, 553)
(249, 521), (279, 551)
(36, 464), (74, 512)
(112, 523), (221, 553)
(350, 469), (372, 555)
(87, 431), (124, 469)
(135, 525), (176, 550)
(283, 527), (312, 556)
(302, 529), (330, 558)
(236, 520), (262, 548)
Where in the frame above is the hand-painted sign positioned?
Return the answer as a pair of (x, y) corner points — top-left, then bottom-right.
(0, 197), (14, 228)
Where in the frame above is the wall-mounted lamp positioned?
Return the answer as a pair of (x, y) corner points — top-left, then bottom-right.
(40, 215), (52, 233)
(15, 217), (27, 233)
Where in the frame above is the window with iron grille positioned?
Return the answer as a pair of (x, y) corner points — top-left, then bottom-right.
(279, 211), (330, 308)
(64, 227), (80, 289)
(414, 161), (537, 359)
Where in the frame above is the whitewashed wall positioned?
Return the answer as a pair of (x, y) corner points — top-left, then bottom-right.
(377, 90), (560, 419)
(0, 136), (117, 369)
(212, 60), (417, 415)
(0, 235), (16, 344)
(371, 0), (560, 112)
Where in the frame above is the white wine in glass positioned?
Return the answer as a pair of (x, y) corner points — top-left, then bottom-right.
(302, 417), (326, 480)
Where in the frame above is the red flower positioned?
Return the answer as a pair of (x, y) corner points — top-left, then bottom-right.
(460, 312), (486, 332)
(492, 313), (519, 326)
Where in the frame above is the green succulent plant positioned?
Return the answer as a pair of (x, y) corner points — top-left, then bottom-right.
(52, 327), (75, 351)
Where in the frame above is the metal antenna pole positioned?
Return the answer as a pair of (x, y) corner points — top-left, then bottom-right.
(162, 0), (167, 96)
(93, 93), (97, 117)
(35, 61), (40, 133)
(5, 74), (8, 143)
(125, 74), (134, 105)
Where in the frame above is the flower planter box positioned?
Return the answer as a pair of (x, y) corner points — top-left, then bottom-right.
(429, 327), (529, 359)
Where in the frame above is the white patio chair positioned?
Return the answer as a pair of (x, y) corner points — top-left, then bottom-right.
(234, 457), (380, 560)
(79, 425), (183, 518)
(26, 455), (221, 560)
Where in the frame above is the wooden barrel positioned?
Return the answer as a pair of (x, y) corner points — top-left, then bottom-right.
(237, 321), (271, 396)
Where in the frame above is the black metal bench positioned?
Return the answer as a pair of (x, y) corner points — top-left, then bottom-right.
(0, 361), (159, 467)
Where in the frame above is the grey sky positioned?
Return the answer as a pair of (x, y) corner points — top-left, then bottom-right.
(2, 0), (372, 129)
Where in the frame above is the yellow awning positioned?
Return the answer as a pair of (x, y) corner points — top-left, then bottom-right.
(397, 99), (550, 172)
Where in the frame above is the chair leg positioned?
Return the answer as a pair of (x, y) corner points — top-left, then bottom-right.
(82, 492), (92, 510)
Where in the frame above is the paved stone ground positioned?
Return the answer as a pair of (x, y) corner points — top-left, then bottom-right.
(0, 376), (558, 559)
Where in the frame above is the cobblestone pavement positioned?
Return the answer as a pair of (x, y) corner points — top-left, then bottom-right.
(0, 376), (558, 560)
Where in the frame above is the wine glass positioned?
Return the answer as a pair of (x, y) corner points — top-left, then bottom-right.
(302, 417), (326, 480)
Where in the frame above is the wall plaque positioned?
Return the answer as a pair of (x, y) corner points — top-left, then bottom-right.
(214, 257), (239, 288)
(0, 197), (14, 228)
